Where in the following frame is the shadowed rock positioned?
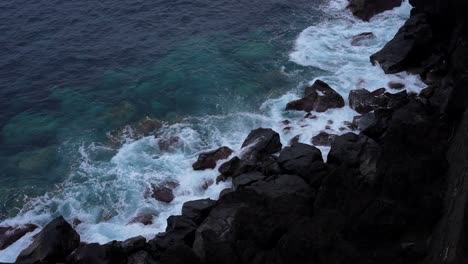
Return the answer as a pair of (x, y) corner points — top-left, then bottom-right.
(0, 224), (37, 250)
(192, 146), (233, 170)
(286, 80), (344, 113)
(348, 0), (403, 21)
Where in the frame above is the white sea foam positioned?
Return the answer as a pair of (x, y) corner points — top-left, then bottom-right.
(0, 1), (425, 262)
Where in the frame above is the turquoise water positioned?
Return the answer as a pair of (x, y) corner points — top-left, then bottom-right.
(0, 0), (323, 218)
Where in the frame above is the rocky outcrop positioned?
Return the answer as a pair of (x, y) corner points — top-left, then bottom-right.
(348, 88), (408, 114)
(192, 147), (233, 170)
(0, 224), (37, 250)
(16, 216), (80, 264)
(286, 80), (345, 113)
(348, 0), (403, 21)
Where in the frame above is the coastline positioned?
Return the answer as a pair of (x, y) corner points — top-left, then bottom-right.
(2, 0), (468, 263)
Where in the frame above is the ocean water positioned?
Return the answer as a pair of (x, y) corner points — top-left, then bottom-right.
(0, 0), (424, 261)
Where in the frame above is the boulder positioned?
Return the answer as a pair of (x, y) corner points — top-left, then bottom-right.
(128, 213), (155, 226)
(241, 128), (282, 159)
(311, 131), (337, 146)
(16, 216), (80, 264)
(127, 250), (158, 264)
(0, 224), (37, 250)
(151, 186), (175, 203)
(192, 146), (233, 170)
(157, 136), (181, 152)
(351, 32), (376, 46)
(67, 243), (108, 264)
(182, 199), (216, 224)
(349, 88), (386, 114)
(278, 142), (327, 185)
(286, 80), (345, 113)
(348, 0), (403, 21)
(370, 13), (433, 74)
(149, 216), (197, 252)
(232, 172), (265, 189)
(160, 245), (201, 264)
(388, 81), (405, 90)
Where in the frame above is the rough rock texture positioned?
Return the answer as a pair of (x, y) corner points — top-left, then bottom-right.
(286, 80), (345, 113)
(348, 0), (403, 21)
(16, 216), (80, 264)
(192, 147), (233, 170)
(0, 224), (37, 250)
(351, 32), (375, 46)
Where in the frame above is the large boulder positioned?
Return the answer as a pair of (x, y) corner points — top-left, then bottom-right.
(348, 0), (403, 21)
(370, 13), (433, 74)
(278, 142), (328, 185)
(286, 80), (345, 113)
(182, 199), (216, 224)
(192, 147), (233, 170)
(241, 128), (282, 159)
(16, 216), (80, 264)
(311, 131), (337, 146)
(349, 89), (408, 114)
(0, 224), (37, 250)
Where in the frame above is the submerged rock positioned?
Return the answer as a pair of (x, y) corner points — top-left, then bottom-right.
(348, 0), (403, 21)
(16, 216), (80, 264)
(311, 131), (337, 146)
(128, 213), (155, 226)
(151, 186), (175, 203)
(351, 32), (376, 46)
(286, 80), (345, 113)
(0, 224), (38, 250)
(192, 146), (233, 170)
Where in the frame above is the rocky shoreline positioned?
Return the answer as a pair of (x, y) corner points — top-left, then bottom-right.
(3, 0), (468, 263)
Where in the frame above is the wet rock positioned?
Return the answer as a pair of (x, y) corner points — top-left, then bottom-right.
(16, 216), (80, 264)
(371, 13), (433, 74)
(241, 128), (282, 159)
(351, 32), (376, 46)
(128, 213), (155, 226)
(388, 81), (405, 89)
(151, 186), (175, 203)
(157, 136), (181, 152)
(192, 146), (233, 170)
(200, 179), (214, 190)
(0, 224), (38, 250)
(121, 236), (147, 255)
(348, 0), (403, 21)
(289, 135), (301, 145)
(182, 199), (216, 224)
(160, 244), (201, 264)
(67, 243), (108, 264)
(348, 88), (386, 114)
(286, 80), (345, 113)
(311, 131), (337, 146)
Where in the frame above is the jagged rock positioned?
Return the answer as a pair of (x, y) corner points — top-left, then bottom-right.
(151, 186), (175, 203)
(0, 224), (37, 250)
(311, 131), (337, 146)
(232, 172), (265, 189)
(157, 136), (181, 151)
(182, 199), (216, 224)
(121, 236), (147, 255)
(192, 147), (233, 170)
(241, 128), (282, 159)
(286, 80), (345, 113)
(351, 32), (376, 46)
(349, 88), (386, 114)
(328, 133), (381, 182)
(348, 0), (403, 21)
(278, 142), (327, 185)
(160, 245), (201, 264)
(289, 135), (301, 145)
(16, 216), (80, 264)
(149, 215), (197, 252)
(388, 81), (405, 89)
(370, 13), (433, 74)
(67, 243), (108, 264)
(128, 213), (155, 226)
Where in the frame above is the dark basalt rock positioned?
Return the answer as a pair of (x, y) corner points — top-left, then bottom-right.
(286, 80), (345, 113)
(348, 0), (403, 21)
(16, 216), (80, 264)
(370, 13), (433, 74)
(311, 131), (337, 146)
(232, 172), (265, 189)
(151, 186), (175, 203)
(192, 147), (233, 170)
(351, 32), (376, 46)
(67, 243), (108, 264)
(349, 88), (386, 114)
(182, 199), (216, 224)
(241, 128), (282, 159)
(278, 142), (327, 185)
(0, 223), (37, 250)
(128, 213), (155, 226)
(388, 81), (405, 90)
(127, 250), (158, 264)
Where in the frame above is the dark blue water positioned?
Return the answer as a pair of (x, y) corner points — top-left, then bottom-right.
(0, 0), (324, 217)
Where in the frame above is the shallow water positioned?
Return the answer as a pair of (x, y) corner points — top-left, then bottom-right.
(0, 0), (425, 261)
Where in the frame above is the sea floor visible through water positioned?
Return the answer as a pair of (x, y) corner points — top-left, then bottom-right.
(0, 0), (425, 261)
